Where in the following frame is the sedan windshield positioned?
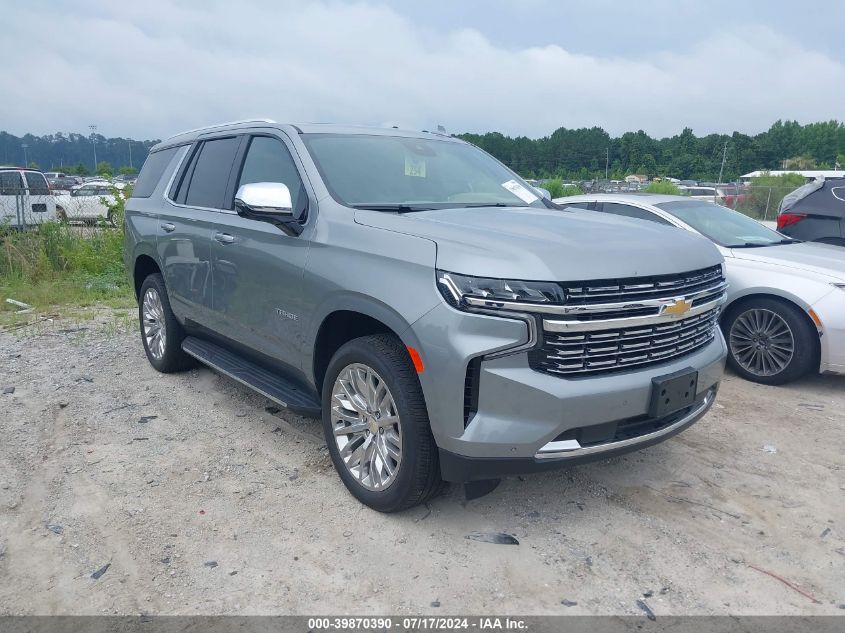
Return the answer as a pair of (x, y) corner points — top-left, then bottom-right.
(655, 200), (792, 248)
(301, 133), (546, 210)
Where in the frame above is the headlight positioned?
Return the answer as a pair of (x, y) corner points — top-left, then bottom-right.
(437, 270), (565, 311)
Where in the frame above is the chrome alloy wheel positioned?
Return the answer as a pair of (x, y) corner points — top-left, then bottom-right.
(331, 363), (402, 491)
(729, 308), (795, 377)
(142, 287), (167, 360)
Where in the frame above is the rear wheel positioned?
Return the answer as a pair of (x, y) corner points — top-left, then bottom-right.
(723, 298), (818, 385)
(138, 273), (193, 373)
(321, 334), (442, 512)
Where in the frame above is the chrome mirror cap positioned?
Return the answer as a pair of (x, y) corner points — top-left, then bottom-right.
(235, 182), (293, 216)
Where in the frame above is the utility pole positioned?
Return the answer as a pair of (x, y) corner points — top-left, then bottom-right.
(128, 139), (133, 169)
(717, 141), (728, 184)
(21, 143), (28, 167)
(89, 124), (98, 173)
(605, 147), (609, 179)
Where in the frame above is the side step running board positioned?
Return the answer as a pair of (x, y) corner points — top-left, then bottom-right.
(182, 336), (321, 418)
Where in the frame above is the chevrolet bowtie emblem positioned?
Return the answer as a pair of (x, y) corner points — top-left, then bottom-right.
(662, 298), (692, 316)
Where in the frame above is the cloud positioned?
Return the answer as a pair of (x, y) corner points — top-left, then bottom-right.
(1, 1), (843, 139)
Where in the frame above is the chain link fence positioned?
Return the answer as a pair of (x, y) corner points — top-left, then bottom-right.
(718, 186), (798, 221)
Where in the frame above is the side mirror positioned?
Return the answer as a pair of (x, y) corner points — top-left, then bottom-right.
(234, 182), (294, 218)
(536, 187), (551, 200)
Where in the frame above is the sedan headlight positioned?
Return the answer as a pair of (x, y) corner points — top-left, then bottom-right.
(437, 270), (565, 311)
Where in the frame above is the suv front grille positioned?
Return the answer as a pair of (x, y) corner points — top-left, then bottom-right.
(529, 306), (720, 376)
(527, 265), (726, 377)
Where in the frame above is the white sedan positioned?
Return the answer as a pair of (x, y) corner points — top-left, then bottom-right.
(554, 193), (845, 385)
(55, 181), (125, 224)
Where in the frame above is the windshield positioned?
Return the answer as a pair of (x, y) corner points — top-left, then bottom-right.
(655, 200), (791, 247)
(301, 133), (546, 210)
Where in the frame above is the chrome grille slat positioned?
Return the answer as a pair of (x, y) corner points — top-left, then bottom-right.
(543, 310), (719, 364)
(563, 265), (723, 305)
(530, 301), (722, 377)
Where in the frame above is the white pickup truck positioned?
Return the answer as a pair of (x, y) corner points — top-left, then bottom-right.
(0, 167), (56, 228)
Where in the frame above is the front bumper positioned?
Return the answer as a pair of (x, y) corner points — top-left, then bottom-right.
(440, 388), (716, 482)
(408, 303), (727, 481)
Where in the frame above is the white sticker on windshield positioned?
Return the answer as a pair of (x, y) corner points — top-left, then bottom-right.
(501, 179), (539, 204)
(405, 155), (426, 178)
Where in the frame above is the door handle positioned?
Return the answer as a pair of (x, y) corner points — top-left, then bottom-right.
(214, 232), (236, 244)
(160, 222), (176, 233)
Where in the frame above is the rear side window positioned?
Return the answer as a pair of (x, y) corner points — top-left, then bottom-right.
(24, 172), (49, 194)
(184, 137), (240, 209)
(133, 146), (180, 198)
(0, 172), (23, 195)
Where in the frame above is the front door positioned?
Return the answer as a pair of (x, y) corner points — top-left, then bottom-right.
(211, 133), (313, 369)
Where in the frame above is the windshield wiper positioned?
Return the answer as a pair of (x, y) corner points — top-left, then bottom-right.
(727, 242), (775, 248)
(775, 238), (801, 245)
(351, 203), (436, 213)
(457, 202), (519, 208)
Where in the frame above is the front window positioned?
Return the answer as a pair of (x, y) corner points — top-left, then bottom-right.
(656, 200), (790, 248)
(301, 133), (546, 210)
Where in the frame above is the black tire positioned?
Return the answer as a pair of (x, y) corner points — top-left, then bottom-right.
(722, 297), (818, 385)
(138, 273), (193, 373)
(321, 334), (443, 512)
(56, 207), (67, 222)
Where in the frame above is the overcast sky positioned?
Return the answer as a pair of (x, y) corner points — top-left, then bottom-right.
(2, 0), (844, 140)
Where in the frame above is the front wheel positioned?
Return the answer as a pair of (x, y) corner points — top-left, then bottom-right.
(321, 334), (443, 512)
(722, 298), (818, 385)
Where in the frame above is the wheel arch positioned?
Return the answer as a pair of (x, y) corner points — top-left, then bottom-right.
(721, 290), (822, 364)
(133, 254), (162, 300)
(309, 298), (421, 396)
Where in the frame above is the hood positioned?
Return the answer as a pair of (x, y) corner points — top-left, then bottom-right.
(354, 206), (722, 281)
(730, 242), (845, 282)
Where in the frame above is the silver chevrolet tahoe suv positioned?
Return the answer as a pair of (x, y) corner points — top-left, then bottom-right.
(125, 120), (728, 512)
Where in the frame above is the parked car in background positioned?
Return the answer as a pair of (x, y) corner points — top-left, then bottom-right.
(44, 171), (81, 191)
(555, 193), (845, 384)
(0, 167), (57, 228)
(124, 120), (728, 511)
(55, 180), (125, 224)
(777, 177), (845, 246)
(679, 185), (718, 200)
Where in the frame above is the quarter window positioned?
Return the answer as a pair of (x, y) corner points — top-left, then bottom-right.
(236, 136), (306, 214)
(183, 137), (240, 209)
(133, 146), (179, 198)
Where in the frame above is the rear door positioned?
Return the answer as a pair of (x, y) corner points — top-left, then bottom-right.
(23, 171), (56, 225)
(210, 132), (314, 368)
(158, 135), (242, 328)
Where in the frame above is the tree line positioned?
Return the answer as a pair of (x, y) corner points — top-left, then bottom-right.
(2, 119), (844, 182)
(458, 119), (845, 182)
(0, 131), (158, 175)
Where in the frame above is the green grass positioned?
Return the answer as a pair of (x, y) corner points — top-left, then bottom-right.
(0, 221), (134, 322)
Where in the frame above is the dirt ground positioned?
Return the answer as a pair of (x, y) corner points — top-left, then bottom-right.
(0, 313), (843, 616)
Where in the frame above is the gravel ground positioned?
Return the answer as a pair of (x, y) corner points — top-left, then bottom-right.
(0, 313), (843, 616)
